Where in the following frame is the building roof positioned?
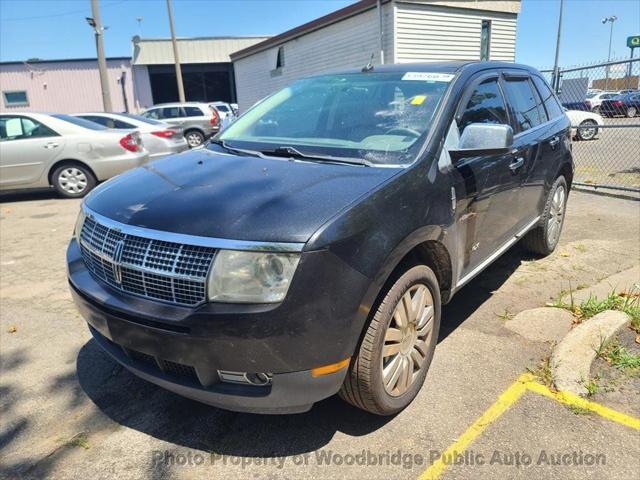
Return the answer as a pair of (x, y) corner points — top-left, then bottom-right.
(0, 57), (130, 66)
(230, 0), (521, 61)
(132, 36), (270, 65)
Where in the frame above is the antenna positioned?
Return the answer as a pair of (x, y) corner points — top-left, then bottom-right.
(362, 53), (375, 72)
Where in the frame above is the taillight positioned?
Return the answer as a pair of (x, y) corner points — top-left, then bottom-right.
(151, 130), (176, 139)
(613, 100), (623, 107)
(209, 107), (220, 126)
(119, 133), (139, 152)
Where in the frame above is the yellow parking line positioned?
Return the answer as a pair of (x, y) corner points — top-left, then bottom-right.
(418, 374), (531, 480)
(526, 381), (640, 430)
(418, 373), (640, 480)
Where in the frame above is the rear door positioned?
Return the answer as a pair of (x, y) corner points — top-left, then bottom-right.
(0, 115), (62, 187)
(452, 73), (522, 274)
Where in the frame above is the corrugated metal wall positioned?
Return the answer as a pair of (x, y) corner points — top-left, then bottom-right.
(395, 2), (517, 62)
(0, 59), (141, 113)
(233, 4), (394, 112)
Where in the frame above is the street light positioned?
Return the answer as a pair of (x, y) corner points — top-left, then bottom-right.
(602, 15), (618, 90)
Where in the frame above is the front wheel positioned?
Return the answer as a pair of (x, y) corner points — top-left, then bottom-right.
(521, 176), (568, 256)
(576, 119), (598, 141)
(340, 265), (441, 415)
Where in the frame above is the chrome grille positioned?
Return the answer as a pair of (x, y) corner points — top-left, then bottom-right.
(79, 215), (215, 306)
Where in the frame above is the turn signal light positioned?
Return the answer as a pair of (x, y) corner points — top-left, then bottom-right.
(311, 357), (351, 377)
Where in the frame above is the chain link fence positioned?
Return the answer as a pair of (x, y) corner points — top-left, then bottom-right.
(540, 58), (640, 193)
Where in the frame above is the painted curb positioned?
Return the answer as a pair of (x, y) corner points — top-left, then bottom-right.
(551, 310), (630, 396)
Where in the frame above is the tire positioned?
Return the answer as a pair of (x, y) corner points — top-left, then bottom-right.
(185, 130), (205, 148)
(592, 106), (601, 114)
(626, 107), (637, 118)
(576, 119), (598, 141)
(339, 265), (441, 415)
(521, 176), (568, 256)
(51, 163), (96, 198)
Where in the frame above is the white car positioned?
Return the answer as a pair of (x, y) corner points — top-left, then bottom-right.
(564, 109), (604, 141)
(584, 91), (618, 113)
(0, 113), (148, 197)
(74, 112), (188, 160)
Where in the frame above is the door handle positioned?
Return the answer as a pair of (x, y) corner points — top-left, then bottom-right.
(549, 136), (560, 149)
(509, 157), (524, 172)
(44, 142), (59, 149)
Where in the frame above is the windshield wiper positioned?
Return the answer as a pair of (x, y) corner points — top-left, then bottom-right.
(261, 146), (372, 167)
(208, 139), (265, 158)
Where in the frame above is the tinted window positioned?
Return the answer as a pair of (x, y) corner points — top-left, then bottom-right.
(0, 116), (58, 141)
(79, 115), (133, 128)
(215, 104), (229, 112)
(120, 113), (164, 125)
(184, 106), (204, 117)
(503, 78), (543, 131)
(162, 107), (182, 118)
(143, 108), (163, 119)
(52, 114), (108, 130)
(459, 78), (508, 132)
(532, 76), (564, 120)
(531, 81), (548, 123)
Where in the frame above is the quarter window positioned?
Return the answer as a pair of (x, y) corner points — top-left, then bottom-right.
(502, 78), (543, 132)
(531, 76), (564, 120)
(459, 78), (509, 133)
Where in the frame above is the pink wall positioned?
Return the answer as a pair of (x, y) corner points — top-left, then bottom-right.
(0, 58), (149, 113)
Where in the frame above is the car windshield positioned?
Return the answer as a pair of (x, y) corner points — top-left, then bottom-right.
(52, 114), (107, 130)
(218, 71), (453, 166)
(119, 113), (165, 126)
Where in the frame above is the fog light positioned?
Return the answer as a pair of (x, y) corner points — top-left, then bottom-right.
(218, 370), (272, 386)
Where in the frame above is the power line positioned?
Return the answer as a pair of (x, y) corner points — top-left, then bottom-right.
(0, 0), (125, 22)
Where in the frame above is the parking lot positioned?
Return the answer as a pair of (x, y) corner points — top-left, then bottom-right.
(1, 189), (638, 480)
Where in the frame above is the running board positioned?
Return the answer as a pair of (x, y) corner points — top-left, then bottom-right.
(454, 216), (541, 291)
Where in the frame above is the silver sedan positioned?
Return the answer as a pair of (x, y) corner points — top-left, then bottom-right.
(0, 113), (149, 198)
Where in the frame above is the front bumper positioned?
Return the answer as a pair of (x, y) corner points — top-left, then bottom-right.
(67, 239), (370, 413)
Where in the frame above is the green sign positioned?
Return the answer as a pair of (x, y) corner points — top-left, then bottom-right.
(628, 35), (640, 48)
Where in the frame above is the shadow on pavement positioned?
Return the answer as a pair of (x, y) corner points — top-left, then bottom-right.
(0, 189), (61, 204)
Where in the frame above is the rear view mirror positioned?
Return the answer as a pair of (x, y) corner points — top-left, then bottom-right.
(449, 123), (513, 161)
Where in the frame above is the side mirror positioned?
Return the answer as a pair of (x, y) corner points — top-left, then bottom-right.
(449, 123), (513, 162)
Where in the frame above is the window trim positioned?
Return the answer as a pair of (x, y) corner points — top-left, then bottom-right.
(455, 72), (512, 130)
(500, 74), (547, 135)
(2, 90), (29, 107)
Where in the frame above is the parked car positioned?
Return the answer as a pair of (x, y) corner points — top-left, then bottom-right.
(584, 91), (618, 113)
(230, 103), (239, 115)
(599, 92), (640, 118)
(141, 102), (220, 148)
(209, 101), (235, 121)
(68, 62), (573, 415)
(73, 112), (189, 160)
(564, 109), (603, 141)
(0, 113), (147, 198)
(561, 101), (590, 112)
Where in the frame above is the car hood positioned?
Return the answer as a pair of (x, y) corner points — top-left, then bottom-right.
(85, 148), (400, 243)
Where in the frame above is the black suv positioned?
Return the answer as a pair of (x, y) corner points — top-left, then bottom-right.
(67, 62), (573, 415)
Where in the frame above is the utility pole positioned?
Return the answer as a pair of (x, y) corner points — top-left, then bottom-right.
(551, 0), (564, 93)
(88, 0), (112, 112)
(166, 0), (185, 103)
(377, 0), (384, 64)
(602, 16), (618, 90)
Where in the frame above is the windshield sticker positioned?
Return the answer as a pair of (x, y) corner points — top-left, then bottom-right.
(410, 95), (427, 105)
(402, 72), (455, 82)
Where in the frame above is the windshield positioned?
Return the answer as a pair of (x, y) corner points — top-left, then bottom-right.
(218, 71), (452, 165)
(52, 114), (107, 130)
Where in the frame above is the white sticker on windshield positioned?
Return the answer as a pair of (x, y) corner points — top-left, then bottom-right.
(402, 72), (455, 82)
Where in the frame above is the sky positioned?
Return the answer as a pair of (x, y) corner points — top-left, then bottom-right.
(0, 0), (639, 68)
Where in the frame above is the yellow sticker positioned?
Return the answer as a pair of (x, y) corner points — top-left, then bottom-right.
(411, 95), (426, 105)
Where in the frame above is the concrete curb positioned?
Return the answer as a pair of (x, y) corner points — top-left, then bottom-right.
(550, 310), (630, 396)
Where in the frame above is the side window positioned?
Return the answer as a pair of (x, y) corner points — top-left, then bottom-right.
(502, 78), (543, 132)
(531, 80), (548, 123)
(0, 116), (57, 141)
(82, 115), (111, 127)
(184, 106), (204, 117)
(144, 108), (163, 120)
(458, 77), (509, 133)
(113, 119), (135, 129)
(162, 107), (182, 119)
(531, 76), (564, 120)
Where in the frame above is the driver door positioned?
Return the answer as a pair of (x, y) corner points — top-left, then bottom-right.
(451, 73), (522, 278)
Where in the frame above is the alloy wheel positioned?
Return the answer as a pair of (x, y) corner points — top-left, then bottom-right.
(577, 120), (597, 140)
(186, 132), (203, 147)
(381, 284), (434, 397)
(547, 184), (566, 246)
(58, 168), (88, 194)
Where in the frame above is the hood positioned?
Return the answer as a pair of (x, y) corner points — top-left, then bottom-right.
(85, 148), (399, 243)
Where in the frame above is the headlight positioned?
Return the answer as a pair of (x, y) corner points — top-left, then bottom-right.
(74, 208), (86, 239)
(207, 250), (300, 303)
